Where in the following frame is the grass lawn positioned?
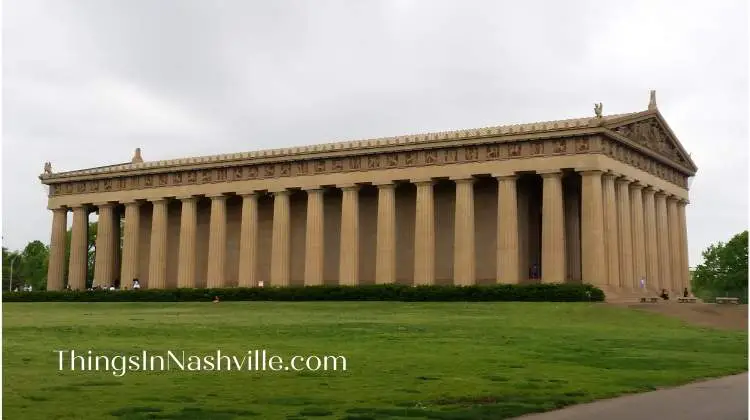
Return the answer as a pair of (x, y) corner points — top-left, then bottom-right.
(3, 302), (747, 419)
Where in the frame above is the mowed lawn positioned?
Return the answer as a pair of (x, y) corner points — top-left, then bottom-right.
(3, 302), (747, 420)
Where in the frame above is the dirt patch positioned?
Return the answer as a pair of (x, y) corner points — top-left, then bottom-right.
(610, 302), (747, 331)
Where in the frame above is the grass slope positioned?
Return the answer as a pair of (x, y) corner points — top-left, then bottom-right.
(3, 302), (747, 419)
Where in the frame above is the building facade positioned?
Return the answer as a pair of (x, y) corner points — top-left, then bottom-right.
(40, 92), (696, 297)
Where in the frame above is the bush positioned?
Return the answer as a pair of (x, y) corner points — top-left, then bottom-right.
(2, 283), (604, 303)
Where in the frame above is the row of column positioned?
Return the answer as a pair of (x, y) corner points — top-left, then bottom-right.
(588, 172), (691, 293)
(46, 170), (690, 293)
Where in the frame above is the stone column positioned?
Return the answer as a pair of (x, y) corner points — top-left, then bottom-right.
(339, 185), (360, 285)
(304, 188), (325, 286)
(375, 183), (397, 284)
(120, 201), (141, 286)
(176, 196), (198, 288)
(206, 194), (228, 288)
(630, 183), (647, 291)
(616, 178), (634, 290)
(678, 200), (690, 292)
(147, 199), (169, 289)
(270, 190), (291, 286)
(238, 193), (259, 287)
(580, 170), (606, 286)
(540, 171), (565, 283)
(496, 175), (520, 283)
(67, 205), (89, 290)
(602, 173), (620, 289)
(453, 177), (476, 285)
(667, 196), (681, 294)
(643, 187), (659, 292)
(46, 207), (68, 291)
(413, 180), (435, 285)
(111, 207), (122, 284)
(655, 192), (672, 293)
(94, 203), (116, 287)
(565, 186), (582, 282)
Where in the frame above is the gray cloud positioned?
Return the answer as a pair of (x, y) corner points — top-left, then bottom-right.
(3, 0), (747, 267)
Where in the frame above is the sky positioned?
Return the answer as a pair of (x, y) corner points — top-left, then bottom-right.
(2, 0), (748, 268)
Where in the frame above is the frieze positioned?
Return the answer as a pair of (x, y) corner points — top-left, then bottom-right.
(48, 136), (688, 196)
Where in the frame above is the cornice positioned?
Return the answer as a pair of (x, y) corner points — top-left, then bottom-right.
(39, 112), (640, 183)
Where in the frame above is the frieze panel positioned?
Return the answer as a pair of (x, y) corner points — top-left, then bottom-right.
(486, 145), (500, 160)
(47, 136), (690, 197)
(424, 150), (438, 164)
(367, 155), (380, 169)
(443, 148), (459, 163)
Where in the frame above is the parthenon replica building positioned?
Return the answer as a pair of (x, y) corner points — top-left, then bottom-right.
(40, 92), (696, 297)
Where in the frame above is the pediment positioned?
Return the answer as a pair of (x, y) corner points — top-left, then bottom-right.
(605, 112), (697, 175)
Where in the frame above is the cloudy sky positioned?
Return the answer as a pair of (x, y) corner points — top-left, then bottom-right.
(3, 0), (747, 267)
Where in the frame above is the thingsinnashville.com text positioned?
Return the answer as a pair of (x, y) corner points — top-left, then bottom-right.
(54, 350), (348, 377)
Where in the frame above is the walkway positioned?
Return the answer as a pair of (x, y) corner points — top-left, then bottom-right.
(514, 373), (748, 420)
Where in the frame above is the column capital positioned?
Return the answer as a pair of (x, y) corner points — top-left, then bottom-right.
(411, 178), (435, 185)
(654, 190), (668, 199)
(176, 195), (199, 202)
(338, 184), (360, 191)
(450, 176), (475, 183)
(271, 189), (291, 196)
(121, 199), (144, 206)
(643, 185), (657, 194)
(300, 186), (323, 192)
(537, 169), (563, 177)
(493, 173), (517, 181)
(50, 206), (69, 213)
(374, 182), (396, 189)
(666, 195), (681, 203)
(147, 198), (169, 204)
(616, 176), (635, 184)
(601, 171), (620, 179)
(678, 198), (690, 205)
(576, 168), (603, 176)
(206, 193), (228, 200)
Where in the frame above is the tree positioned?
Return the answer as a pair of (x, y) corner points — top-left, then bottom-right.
(2, 247), (23, 291)
(692, 230), (748, 302)
(18, 241), (49, 291)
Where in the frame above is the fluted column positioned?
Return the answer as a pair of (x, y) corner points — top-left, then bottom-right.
(238, 193), (259, 287)
(120, 201), (141, 286)
(46, 207), (68, 291)
(667, 196), (681, 294)
(176, 196), (198, 288)
(655, 192), (672, 292)
(452, 177), (476, 285)
(580, 170), (605, 285)
(270, 190), (291, 286)
(630, 183), (646, 290)
(678, 200), (690, 292)
(375, 183), (397, 284)
(643, 187), (659, 291)
(540, 171), (566, 283)
(616, 178), (634, 290)
(413, 180), (435, 285)
(304, 188), (325, 286)
(496, 175), (520, 283)
(94, 203), (116, 286)
(112, 208), (121, 284)
(602, 173), (620, 289)
(206, 194), (228, 288)
(67, 206), (89, 290)
(147, 199), (169, 289)
(339, 185), (360, 285)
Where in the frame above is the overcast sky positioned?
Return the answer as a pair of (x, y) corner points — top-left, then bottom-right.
(3, 0), (748, 267)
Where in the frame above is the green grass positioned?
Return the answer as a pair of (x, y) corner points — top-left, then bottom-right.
(3, 302), (747, 419)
